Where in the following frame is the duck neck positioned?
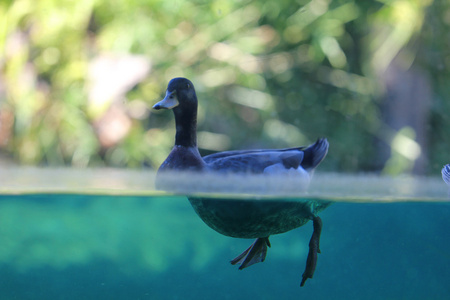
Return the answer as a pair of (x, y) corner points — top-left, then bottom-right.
(174, 104), (198, 148)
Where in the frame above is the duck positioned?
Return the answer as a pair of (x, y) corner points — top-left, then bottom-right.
(153, 77), (330, 286)
(443, 164), (450, 186)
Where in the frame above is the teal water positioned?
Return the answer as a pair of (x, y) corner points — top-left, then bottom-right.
(0, 193), (449, 299)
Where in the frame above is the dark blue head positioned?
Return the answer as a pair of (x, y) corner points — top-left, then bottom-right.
(153, 78), (199, 147)
(153, 77), (197, 110)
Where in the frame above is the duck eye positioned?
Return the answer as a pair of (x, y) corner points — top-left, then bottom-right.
(186, 83), (190, 89)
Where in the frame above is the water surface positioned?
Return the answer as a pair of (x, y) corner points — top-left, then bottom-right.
(0, 168), (449, 299)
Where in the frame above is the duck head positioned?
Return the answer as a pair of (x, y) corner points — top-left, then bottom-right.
(153, 77), (199, 147)
(153, 77), (197, 110)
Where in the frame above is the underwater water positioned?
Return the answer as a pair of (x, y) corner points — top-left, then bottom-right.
(0, 169), (449, 299)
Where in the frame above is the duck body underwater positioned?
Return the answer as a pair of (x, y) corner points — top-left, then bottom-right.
(153, 77), (330, 286)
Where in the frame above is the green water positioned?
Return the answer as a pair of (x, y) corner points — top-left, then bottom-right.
(0, 169), (449, 299)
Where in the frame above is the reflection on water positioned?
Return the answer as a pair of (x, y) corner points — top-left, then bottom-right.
(0, 168), (448, 202)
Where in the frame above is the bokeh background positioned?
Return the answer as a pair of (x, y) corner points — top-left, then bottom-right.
(1, 0), (449, 175)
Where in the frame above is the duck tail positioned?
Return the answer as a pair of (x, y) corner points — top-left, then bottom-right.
(301, 138), (329, 170)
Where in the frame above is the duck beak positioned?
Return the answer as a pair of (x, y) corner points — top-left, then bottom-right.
(153, 90), (179, 110)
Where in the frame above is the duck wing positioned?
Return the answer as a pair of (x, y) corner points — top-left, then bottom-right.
(203, 138), (328, 174)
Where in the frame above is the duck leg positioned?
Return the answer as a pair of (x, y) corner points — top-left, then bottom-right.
(301, 216), (323, 287)
(230, 237), (271, 270)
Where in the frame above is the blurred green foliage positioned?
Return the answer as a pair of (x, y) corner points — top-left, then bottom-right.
(0, 0), (449, 174)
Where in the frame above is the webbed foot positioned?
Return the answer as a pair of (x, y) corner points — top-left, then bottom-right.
(301, 216), (323, 286)
(230, 237), (271, 270)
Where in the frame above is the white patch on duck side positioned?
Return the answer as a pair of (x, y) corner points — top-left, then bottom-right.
(263, 163), (311, 190)
(263, 163), (310, 179)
